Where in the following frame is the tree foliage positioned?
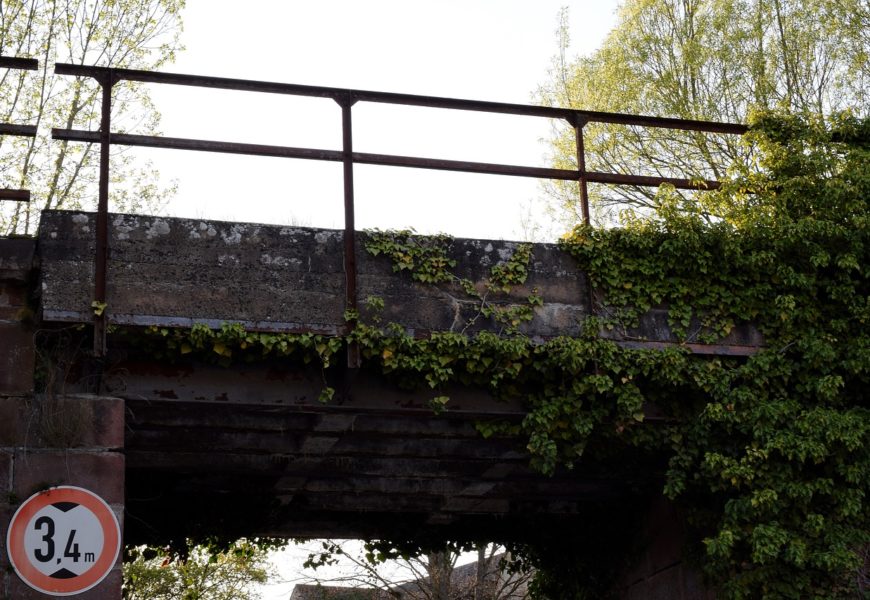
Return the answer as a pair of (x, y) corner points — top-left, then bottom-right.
(0, 0), (184, 235)
(123, 539), (274, 600)
(299, 540), (532, 600)
(554, 111), (869, 598)
(537, 0), (870, 224)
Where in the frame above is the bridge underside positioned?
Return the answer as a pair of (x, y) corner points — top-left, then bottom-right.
(28, 210), (757, 546)
(117, 358), (659, 545)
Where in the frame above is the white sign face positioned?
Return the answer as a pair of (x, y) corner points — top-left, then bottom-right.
(7, 486), (121, 596)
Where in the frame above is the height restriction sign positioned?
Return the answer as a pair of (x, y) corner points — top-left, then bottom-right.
(6, 486), (121, 596)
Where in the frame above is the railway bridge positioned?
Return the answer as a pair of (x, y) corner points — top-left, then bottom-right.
(0, 211), (759, 599)
(0, 56), (753, 598)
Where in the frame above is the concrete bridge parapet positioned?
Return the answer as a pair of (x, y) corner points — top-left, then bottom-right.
(36, 210), (588, 338)
(36, 210), (760, 352)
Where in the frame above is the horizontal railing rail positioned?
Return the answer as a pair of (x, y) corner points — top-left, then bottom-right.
(52, 63), (747, 200)
(3, 58), (748, 358)
(52, 62), (746, 132)
(0, 58), (39, 203)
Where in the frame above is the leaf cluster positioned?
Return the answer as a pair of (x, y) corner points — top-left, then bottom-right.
(0, 0), (185, 235)
(537, 0), (869, 225)
(123, 538), (276, 600)
(363, 230), (541, 335)
(355, 112), (869, 598)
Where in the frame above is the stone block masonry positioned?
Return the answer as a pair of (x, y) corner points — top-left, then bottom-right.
(0, 395), (125, 600)
(2, 235), (123, 599)
(0, 238), (35, 396)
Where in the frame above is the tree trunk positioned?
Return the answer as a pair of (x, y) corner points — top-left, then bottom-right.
(427, 551), (452, 600)
(473, 545), (486, 600)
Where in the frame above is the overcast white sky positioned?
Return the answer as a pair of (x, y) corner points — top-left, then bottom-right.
(132, 0), (621, 244)
(136, 1), (621, 597)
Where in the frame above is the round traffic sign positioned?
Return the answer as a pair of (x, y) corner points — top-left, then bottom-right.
(6, 486), (121, 596)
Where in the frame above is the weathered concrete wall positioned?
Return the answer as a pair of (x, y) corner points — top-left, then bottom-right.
(0, 239), (35, 395)
(37, 210), (587, 337)
(37, 210), (761, 351)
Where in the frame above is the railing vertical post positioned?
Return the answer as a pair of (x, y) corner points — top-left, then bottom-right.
(339, 91), (360, 368)
(93, 74), (114, 358)
(574, 115), (590, 226)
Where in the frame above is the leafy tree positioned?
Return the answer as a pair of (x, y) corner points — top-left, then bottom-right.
(0, 0), (184, 235)
(299, 540), (532, 600)
(537, 0), (870, 225)
(123, 539), (274, 600)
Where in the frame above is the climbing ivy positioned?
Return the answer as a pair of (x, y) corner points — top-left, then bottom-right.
(111, 112), (868, 598)
(364, 228), (457, 284)
(551, 111), (869, 599)
(353, 111), (869, 598)
(364, 230), (542, 334)
(119, 323), (343, 403)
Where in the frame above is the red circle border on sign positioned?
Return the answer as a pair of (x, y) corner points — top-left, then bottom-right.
(6, 486), (121, 596)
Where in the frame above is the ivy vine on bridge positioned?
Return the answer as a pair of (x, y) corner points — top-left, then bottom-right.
(117, 113), (870, 599)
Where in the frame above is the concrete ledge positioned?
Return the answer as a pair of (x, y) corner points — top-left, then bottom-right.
(37, 210), (762, 353)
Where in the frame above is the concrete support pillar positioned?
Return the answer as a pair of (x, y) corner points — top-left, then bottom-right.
(0, 395), (125, 599)
(1, 239), (124, 599)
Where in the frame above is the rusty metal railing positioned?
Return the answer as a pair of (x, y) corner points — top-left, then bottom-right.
(2, 58), (748, 358)
(0, 57), (39, 203)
